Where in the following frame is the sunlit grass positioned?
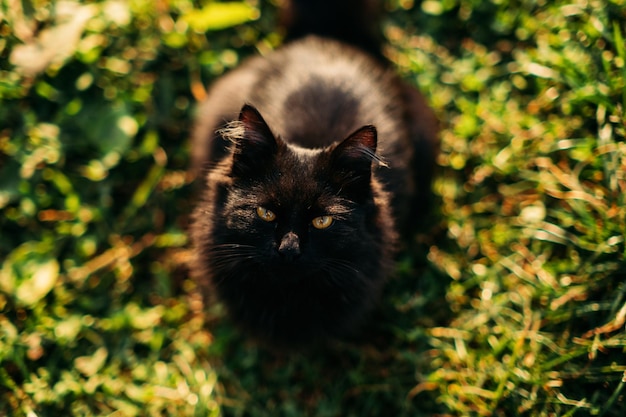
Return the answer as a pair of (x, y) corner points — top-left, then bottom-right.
(1, 0), (624, 416)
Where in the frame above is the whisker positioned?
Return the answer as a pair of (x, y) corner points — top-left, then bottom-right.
(318, 259), (362, 290)
(198, 243), (262, 285)
(322, 258), (361, 275)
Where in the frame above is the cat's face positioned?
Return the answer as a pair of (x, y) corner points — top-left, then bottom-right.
(216, 152), (367, 276)
(196, 105), (389, 346)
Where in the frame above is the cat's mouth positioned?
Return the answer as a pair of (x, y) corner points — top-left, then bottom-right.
(269, 256), (306, 269)
(263, 255), (320, 278)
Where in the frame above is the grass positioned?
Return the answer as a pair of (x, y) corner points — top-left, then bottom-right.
(1, 0), (625, 416)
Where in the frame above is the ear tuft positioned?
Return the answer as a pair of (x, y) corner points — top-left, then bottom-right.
(239, 104), (276, 144)
(231, 104), (278, 178)
(328, 125), (380, 200)
(330, 125), (379, 170)
(339, 125), (377, 159)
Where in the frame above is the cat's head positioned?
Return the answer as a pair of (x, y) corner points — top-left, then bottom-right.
(215, 104), (383, 263)
(195, 104), (395, 346)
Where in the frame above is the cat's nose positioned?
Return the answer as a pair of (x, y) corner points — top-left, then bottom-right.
(278, 231), (301, 261)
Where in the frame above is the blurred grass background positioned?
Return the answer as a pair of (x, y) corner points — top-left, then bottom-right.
(1, 0), (625, 415)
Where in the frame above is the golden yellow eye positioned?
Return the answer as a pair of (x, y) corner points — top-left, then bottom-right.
(256, 207), (276, 222)
(312, 215), (333, 229)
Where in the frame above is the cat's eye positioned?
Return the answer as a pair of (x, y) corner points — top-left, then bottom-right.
(256, 206), (276, 222)
(312, 215), (333, 229)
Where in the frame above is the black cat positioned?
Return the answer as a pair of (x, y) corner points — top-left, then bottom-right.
(190, 0), (438, 348)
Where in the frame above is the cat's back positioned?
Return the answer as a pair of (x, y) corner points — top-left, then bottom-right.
(192, 36), (407, 169)
(248, 36), (405, 150)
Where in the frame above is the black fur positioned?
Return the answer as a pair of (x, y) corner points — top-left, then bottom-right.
(190, 0), (438, 348)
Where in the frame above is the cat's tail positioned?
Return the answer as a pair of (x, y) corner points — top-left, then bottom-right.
(280, 0), (384, 61)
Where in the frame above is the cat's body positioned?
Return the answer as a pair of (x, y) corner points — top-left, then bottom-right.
(190, 0), (438, 348)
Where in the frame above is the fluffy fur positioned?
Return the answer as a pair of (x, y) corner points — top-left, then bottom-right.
(190, 1), (438, 348)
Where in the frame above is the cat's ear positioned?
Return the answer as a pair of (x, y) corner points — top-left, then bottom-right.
(231, 104), (278, 178)
(328, 125), (379, 198)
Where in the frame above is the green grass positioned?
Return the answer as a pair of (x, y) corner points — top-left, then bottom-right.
(1, 0), (625, 416)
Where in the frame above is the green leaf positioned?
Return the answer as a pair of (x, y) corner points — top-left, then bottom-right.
(74, 347), (108, 377)
(0, 160), (22, 209)
(613, 22), (626, 109)
(77, 101), (138, 166)
(0, 241), (60, 307)
(183, 2), (258, 32)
